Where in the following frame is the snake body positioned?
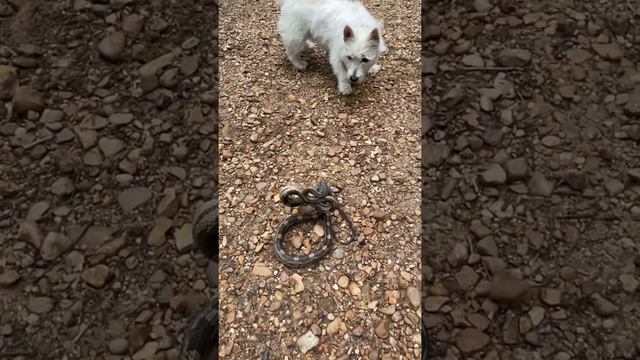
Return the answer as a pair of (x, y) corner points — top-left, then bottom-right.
(274, 180), (357, 268)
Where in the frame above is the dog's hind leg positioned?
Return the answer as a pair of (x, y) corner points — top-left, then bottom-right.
(281, 35), (309, 70)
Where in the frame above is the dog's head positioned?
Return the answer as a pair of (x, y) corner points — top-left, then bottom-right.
(340, 22), (386, 85)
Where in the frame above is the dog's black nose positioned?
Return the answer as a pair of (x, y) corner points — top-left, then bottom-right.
(349, 75), (359, 83)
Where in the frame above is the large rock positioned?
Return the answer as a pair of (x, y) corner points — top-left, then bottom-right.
(175, 223), (194, 253)
(527, 172), (554, 196)
(27, 296), (54, 314)
(422, 142), (449, 168)
(456, 328), (490, 353)
(592, 43), (623, 61)
(296, 331), (319, 354)
(11, 86), (44, 114)
(591, 294), (618, 316)
(118, 187), (152, 212)
(139, 51), (178, 77)
(98, 137), (126, 158)
(0, 270), (21, 288)
(624, 88), (640, 116)
(81, 264), (112, 288)
(0, 65), (18, 100)
(97, 32), (126, 61)
(488, 274), (530, 301)
(497, 48), (532, 67)
(147, 217), (173, 246)
(504, 158), (528, 180)
(374, 318), (390, 339)
(480, 164), (507, 185)
(157, 188), (178, 218)
(40, 232), (72, 261)
(18, 221), (44, 248)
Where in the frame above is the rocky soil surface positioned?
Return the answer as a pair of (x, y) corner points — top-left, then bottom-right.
(423, 0), (640, 359)
(0, 0), (218, 359)
(218, 0), (422, 359)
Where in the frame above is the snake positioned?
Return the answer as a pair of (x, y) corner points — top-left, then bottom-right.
(273, 179), (358, 268)
(181, 199), (219, 360)
(193, 199), (219, 263)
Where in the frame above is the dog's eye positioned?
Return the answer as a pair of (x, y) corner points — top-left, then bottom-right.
(346, 56), (353, 60)
(362, 58), (369, 63)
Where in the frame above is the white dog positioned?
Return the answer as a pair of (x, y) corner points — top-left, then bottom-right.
(277, 0), (387, 96)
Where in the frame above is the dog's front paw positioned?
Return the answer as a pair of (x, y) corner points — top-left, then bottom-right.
(368, 64), (380, 76)
(338, 82), (353, 96)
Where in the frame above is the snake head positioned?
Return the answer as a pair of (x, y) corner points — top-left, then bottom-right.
(317, 179), (341, 196)
(315, 179), (329, 194)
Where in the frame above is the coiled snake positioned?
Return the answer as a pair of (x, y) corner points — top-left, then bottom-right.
(274, 179), (358, 268)
(182, 187), (430, 360)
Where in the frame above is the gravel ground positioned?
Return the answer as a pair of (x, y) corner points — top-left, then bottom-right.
(218, 0), (421, 358)
(0, 0), (218, 359)
(423, 1), (640, 359)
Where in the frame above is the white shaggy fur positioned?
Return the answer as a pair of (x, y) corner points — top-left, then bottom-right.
(277, 0), (387, 96)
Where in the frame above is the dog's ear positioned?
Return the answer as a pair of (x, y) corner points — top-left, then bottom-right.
(343, 25), (354, 42)
(370, 28), (380, 43)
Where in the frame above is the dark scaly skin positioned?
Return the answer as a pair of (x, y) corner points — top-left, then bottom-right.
(181, 295), (219, 360)
(422, 314), (430, 359)
(193, 199), (219, 262)
(181, 199), (219, 360)
(273, 212), (333, 267)
(273, 179), (358, 268)
(184, 182), (362, 360)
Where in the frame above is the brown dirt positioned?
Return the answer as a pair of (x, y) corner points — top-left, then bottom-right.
(0, 0), (218, 359)
(423, 1), (640, 359)
(218, 0), (421, 358)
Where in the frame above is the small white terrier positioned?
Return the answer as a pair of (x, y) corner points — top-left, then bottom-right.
(277, 0), (387, 96)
